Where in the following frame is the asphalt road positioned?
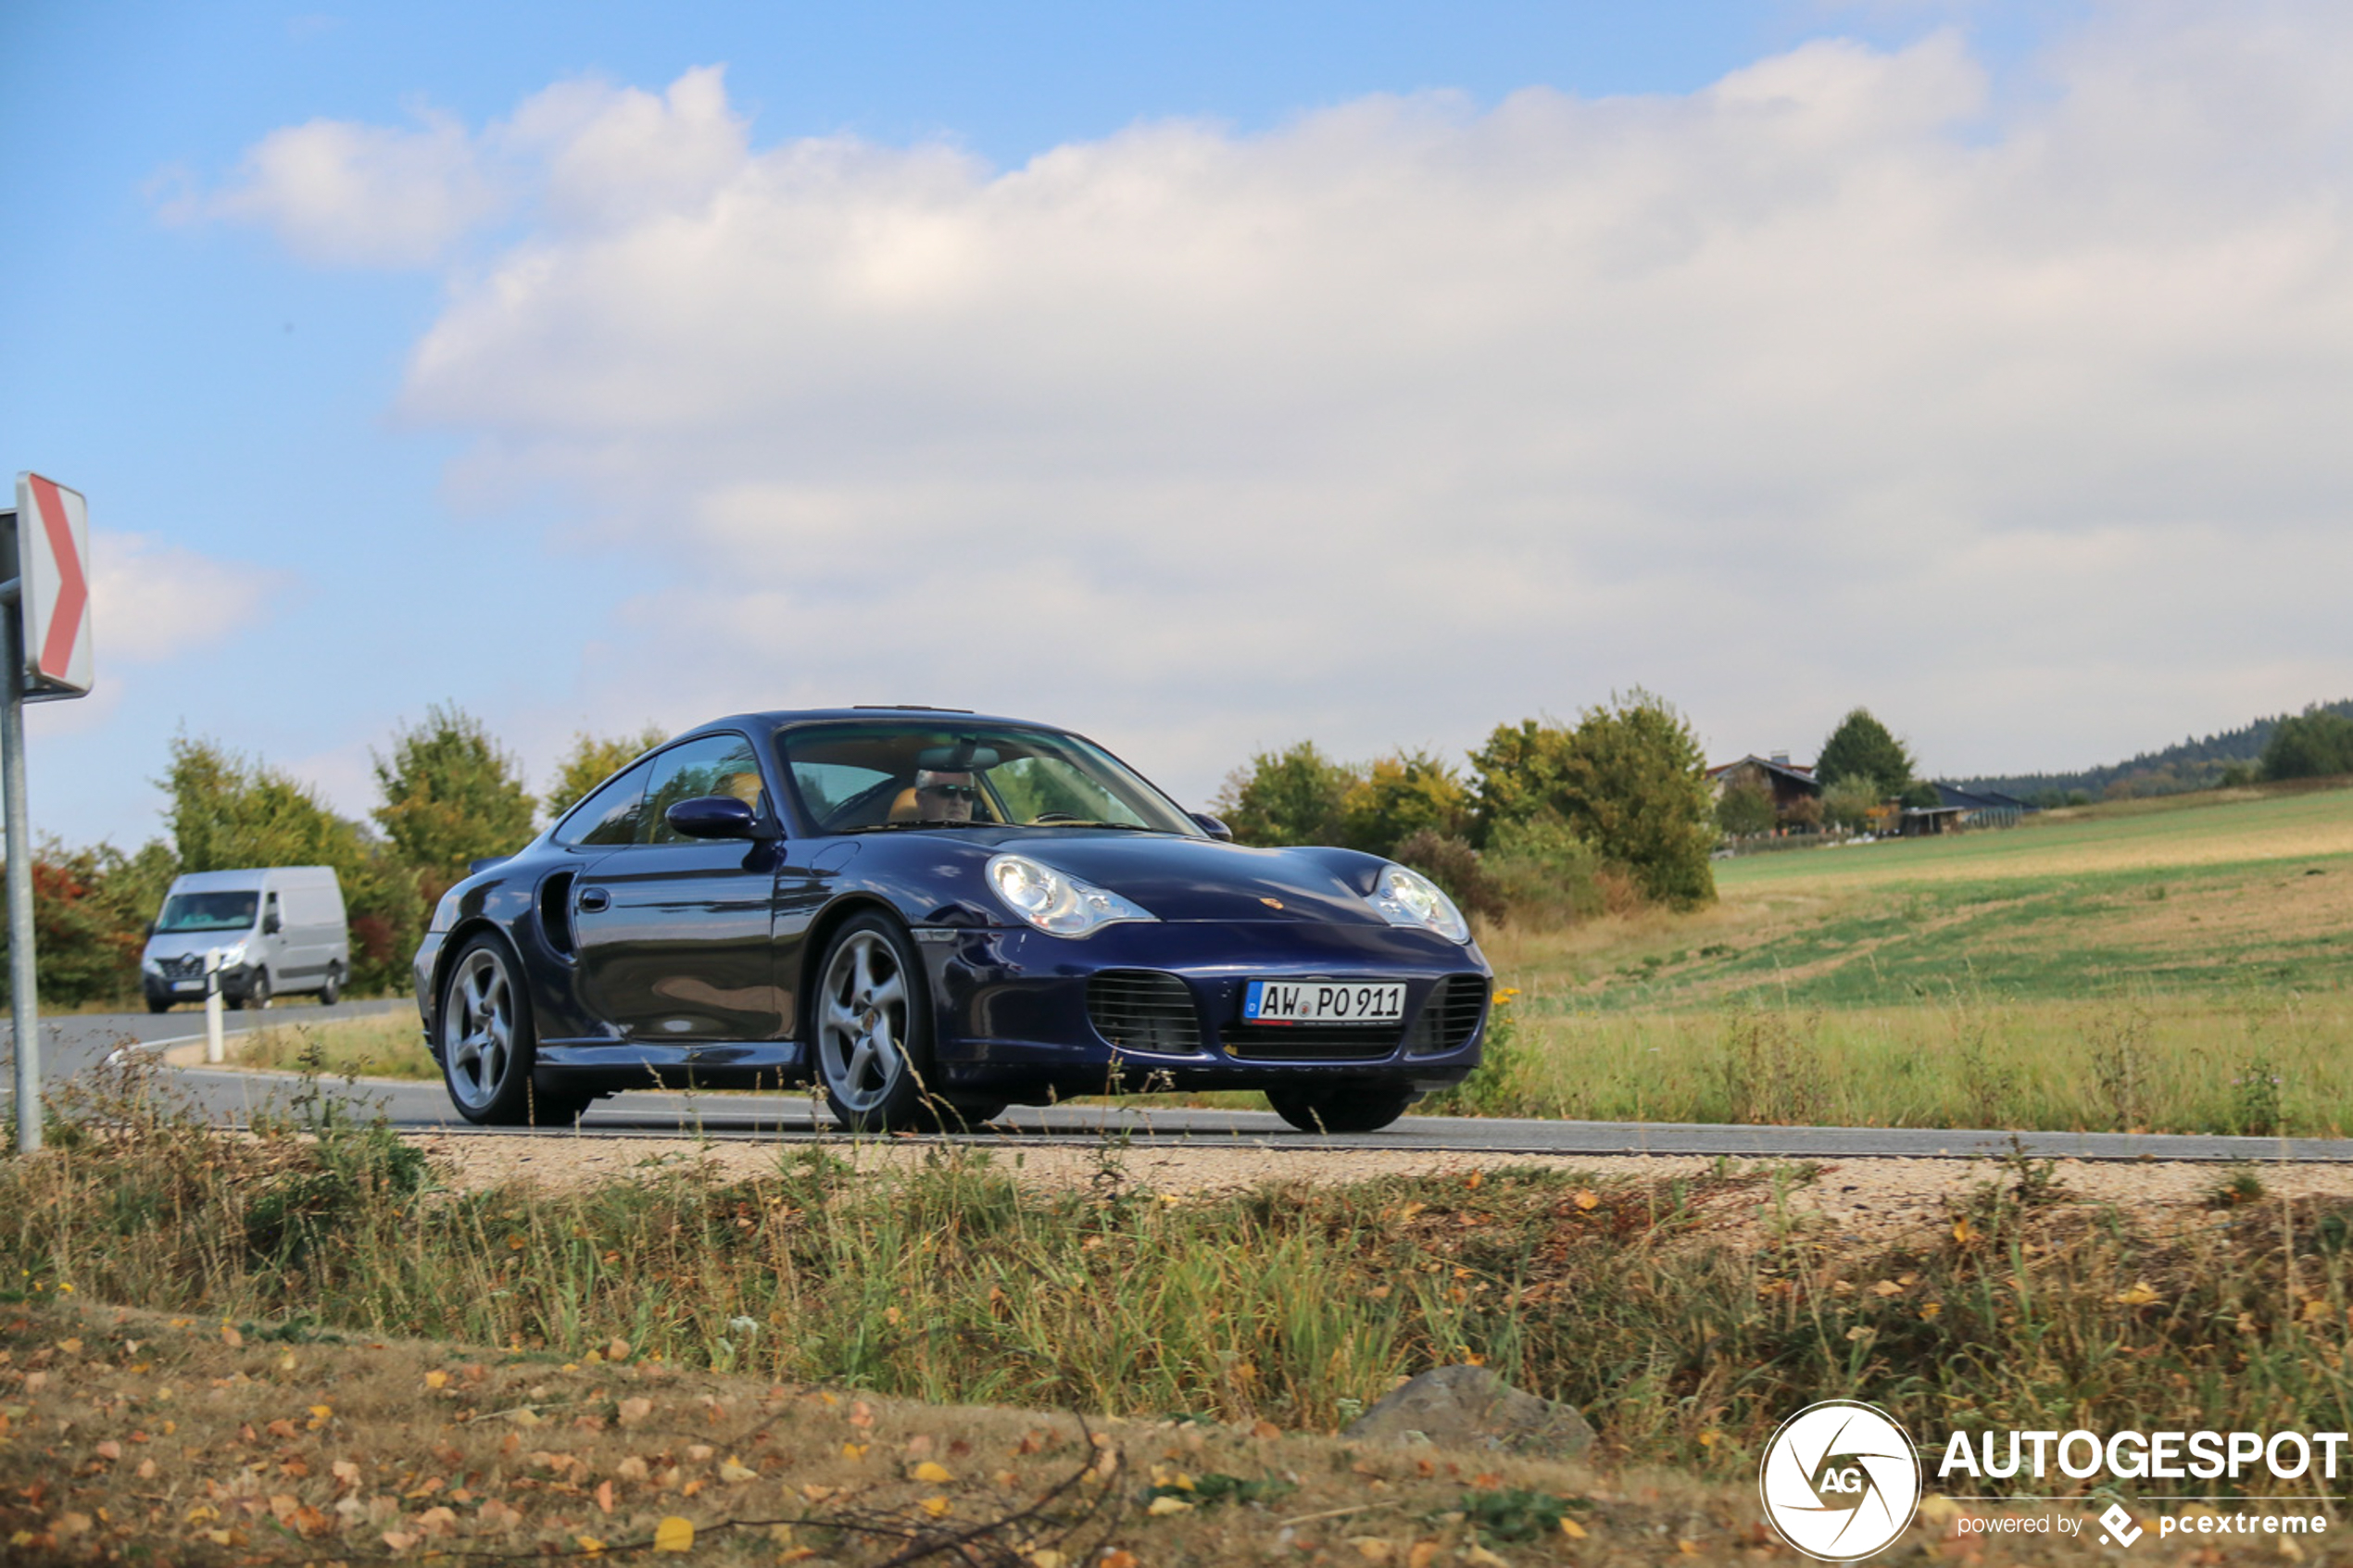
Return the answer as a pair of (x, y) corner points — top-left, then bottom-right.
(10, 1003), (2352, 1162)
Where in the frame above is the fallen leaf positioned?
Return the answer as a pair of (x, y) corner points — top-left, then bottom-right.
(595, 1479), (616, 1513)
(333, 1459), (362, 1488)
(2115, 1282), (2162, 1308)
(382, 1529), (418, 1551)
(920, 1496), (951, 1517)
(1347, 1537), (1393, 1562)
(1252, 1420), (1281, 1440)
(1870, 1280), (1903, 1298)
(1101, 1553), (1140, 1568)
(653, 1515), (695, 1553)
(1573, 1190), (1600, 1210)
(575, 1535), (607, 1553)
(1408, 1542), (1441, 1568)
(618, 1397), (653, 1426)
(94, 1440), (120, 1461)
(720, 1458), (758, 1484)
(424, 1371), (448, 1390)
(1560, 1516), (1589, 1539)
(606, 1338), (632, 1361)
(220, 1324), (243, 1348)
(912, 1461), (955, 1484)
(1148, 1496), (1192, 1516)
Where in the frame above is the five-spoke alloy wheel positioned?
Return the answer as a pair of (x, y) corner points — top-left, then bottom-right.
(438, 935), (586, 1126)
(813, 913), (937, 1132)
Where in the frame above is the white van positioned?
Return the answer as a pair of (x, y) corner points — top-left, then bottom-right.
(141, 867), (352, 1013)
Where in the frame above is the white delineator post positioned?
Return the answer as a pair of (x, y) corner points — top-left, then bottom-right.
(204, 948), (226, 1065)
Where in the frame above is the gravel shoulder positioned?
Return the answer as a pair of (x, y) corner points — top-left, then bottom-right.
(410, 1133), (2353, 1246)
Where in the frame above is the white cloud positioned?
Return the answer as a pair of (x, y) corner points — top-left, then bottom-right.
(87, 532), (289, 664)
(204, 107), (504, 266)
(230, 3), (2353, 789)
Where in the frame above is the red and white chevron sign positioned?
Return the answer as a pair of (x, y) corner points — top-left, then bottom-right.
(14, 472), (92, 698)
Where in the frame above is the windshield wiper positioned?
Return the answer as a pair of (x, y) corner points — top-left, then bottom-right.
(838, 820), (1005, 833)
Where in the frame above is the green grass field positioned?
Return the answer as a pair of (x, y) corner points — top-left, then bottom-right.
(1475, 783), (2353, 1134)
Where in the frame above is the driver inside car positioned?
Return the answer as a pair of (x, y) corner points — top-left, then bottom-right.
(912, 768), (981, 822)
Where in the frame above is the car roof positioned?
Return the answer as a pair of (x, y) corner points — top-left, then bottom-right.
(679, 708), (1082, 742)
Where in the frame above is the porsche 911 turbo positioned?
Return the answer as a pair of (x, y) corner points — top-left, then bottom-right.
(412, 708), (1491, 1133)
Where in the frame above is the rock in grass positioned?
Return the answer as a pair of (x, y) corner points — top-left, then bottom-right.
(1342, 1365), (1594, 1458)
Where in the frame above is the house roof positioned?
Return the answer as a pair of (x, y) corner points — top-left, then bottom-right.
(1708, 755), (1821, 789)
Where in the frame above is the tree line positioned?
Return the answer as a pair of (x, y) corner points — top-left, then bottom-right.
(1710, 706), (1938, 838)
(0, 709), (666, 1008)
(1213, 688), (1718, 923)
(1952, 697), (2353, 804)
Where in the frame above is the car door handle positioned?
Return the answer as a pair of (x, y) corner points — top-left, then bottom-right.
(577, 888), (611, 913)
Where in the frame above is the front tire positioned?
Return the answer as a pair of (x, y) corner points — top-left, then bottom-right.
(1266, 1082), (1419, 1135)
(247, 969), (272, 1010)
(438, 935), (547, 1126)
(145, 997), (172, 1015)
(812, 913), (937, 1133)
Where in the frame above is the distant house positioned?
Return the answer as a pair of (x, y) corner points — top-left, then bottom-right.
(1931, 784), (2033, 829)
(1706, 753), (1822, 813)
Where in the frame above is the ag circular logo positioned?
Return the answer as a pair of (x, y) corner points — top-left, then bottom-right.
(1757, 1400), (1922, 1562)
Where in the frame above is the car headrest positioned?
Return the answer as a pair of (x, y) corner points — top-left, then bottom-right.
(717, 771), (763, 808)
(887, 786), (923, 823)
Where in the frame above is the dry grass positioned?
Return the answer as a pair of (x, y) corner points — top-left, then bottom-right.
(13, 1294), (2281, 1567)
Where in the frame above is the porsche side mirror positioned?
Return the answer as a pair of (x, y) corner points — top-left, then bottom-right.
(667, 795), (771, 840)
(1189, 812), (1234, 842)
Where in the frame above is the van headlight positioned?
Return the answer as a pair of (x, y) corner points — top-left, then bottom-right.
(986, 853), (1155, 936)
(1365, 864), (1471, 944)
(219, 940), (249, 968)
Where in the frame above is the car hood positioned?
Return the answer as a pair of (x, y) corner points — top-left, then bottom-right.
(909, 830), (1390, 925)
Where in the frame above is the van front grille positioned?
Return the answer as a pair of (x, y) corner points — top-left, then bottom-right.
(156, 955), (208, 981)
(1087, 971), (1203, 1055)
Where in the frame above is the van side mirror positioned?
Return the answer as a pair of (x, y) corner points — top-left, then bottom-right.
(1189, 812), (1235, 842)
(263, 909), (282, 935)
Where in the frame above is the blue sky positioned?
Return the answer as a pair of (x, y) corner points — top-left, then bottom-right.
(6, 0), (2347, 851)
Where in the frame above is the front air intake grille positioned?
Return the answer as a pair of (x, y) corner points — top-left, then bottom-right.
(1087, 971), (1203, 1055)
(1222, 1022), (1403, 1061)
(1403, 976), (1490, 1056)
(156, 954), (207, 981)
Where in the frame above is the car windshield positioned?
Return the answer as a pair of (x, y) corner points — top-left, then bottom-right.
(154, 891), (258, 934)
(780, 721), (1203, 835)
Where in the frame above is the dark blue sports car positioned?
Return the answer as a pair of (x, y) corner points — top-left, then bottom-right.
(412, 708), (1490, 1133)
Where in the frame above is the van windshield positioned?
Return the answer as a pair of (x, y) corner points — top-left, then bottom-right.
(154, 892), (258, 934)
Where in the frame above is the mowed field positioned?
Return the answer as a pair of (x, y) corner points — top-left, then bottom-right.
(1477, 784), (2353, 1135)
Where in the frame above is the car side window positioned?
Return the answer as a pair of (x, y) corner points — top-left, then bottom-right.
(555, 760), (654, 847)
(642, 734), (767, 846)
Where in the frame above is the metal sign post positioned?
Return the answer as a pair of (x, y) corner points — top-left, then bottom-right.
(2, 472), (94, 1154)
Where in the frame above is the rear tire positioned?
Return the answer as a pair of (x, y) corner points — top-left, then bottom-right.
(438, 935), (544, 1126)
(319, 965), (342, 1007)
(1265, 1082), (1419, 1135)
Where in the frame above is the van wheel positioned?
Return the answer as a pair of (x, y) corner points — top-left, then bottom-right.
(319, 965), (342, 1007)
(249, 970), (272, 1010)
(146, 998), (172, 1015)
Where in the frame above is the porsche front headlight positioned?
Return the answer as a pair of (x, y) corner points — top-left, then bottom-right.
(986, 853), (1156, 937)
(1366, 864), (1471, 944)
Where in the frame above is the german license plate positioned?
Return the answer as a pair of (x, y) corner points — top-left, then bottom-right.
(172, 980), (203, 992)
(1242, 980), (1406, 1025)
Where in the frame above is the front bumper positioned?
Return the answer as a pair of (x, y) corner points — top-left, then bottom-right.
(922, 920), (1490, 1098)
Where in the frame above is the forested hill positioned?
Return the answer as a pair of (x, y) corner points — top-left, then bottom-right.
(1952, 698), (2353, 801)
